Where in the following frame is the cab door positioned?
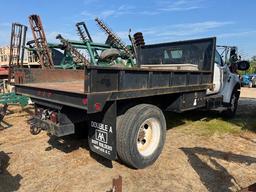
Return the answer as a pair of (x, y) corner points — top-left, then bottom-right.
(207, 51), (224, 95)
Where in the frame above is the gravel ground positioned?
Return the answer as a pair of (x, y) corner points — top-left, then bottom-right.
(0, 88), (256, 192)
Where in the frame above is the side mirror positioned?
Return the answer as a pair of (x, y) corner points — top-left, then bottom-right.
(236, 60), (250, 71)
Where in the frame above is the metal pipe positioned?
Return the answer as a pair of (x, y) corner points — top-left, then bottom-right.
(20, 26), (27, 66)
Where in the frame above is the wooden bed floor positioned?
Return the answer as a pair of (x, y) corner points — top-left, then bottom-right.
(24, 81), (84, 94)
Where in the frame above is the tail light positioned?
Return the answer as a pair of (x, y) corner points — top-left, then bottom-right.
(82, 98), (88, 105)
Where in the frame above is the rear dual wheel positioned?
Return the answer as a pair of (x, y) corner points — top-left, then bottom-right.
(117, 104), (166, 169)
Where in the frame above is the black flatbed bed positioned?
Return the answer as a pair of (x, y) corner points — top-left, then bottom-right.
(15, 65), (212, 112)
(15, 37), (216, 113)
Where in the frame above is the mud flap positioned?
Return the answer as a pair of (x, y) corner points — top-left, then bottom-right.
(88, 101), (117, 160)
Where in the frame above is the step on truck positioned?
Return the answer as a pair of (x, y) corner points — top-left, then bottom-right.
(14, 37), (249, 169)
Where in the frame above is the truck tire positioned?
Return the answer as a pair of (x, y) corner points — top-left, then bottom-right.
(100, 48), (120, 61)
(222, 90), (239, 118)
(116, 104), (166, 169)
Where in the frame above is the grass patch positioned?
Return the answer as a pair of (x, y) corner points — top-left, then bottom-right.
(191, 118), (242, 136)
(165, 98), (256, 137)
(165, 111), (249, 137)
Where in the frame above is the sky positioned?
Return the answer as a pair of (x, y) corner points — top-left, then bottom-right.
(0, 0), (255, 59)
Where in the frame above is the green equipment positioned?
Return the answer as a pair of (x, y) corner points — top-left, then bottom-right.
(0, 93), (28, 107)
(0, 15), (145, 123)
(0, 92), (29, 122)
(27, 15), (140, 69)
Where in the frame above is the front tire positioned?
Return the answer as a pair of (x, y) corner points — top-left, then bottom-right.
(117, 104), (166, 169)
(222, 90), (239, 118)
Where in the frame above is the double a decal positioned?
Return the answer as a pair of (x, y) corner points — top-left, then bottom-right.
(90, 121), (113, 156)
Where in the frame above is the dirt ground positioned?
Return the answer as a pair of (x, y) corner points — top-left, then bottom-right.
(0, 88), (256, 192)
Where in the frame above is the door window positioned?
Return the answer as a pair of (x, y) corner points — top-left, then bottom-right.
(215, 51), (223, 66)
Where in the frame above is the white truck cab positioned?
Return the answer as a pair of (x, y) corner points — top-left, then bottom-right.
(207, 50), (248, 117)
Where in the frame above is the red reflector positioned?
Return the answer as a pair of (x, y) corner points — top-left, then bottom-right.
(94, 103), (101, 111)
(82, 98), (88, 105)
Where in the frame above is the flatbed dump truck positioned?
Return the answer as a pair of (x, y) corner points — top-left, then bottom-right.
(14, 37), (249, 169)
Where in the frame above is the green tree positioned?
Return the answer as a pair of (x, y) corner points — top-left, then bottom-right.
(248, 56), (256, 74)
(251, 56), (256, 61)
(241, 56), (256, 75)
